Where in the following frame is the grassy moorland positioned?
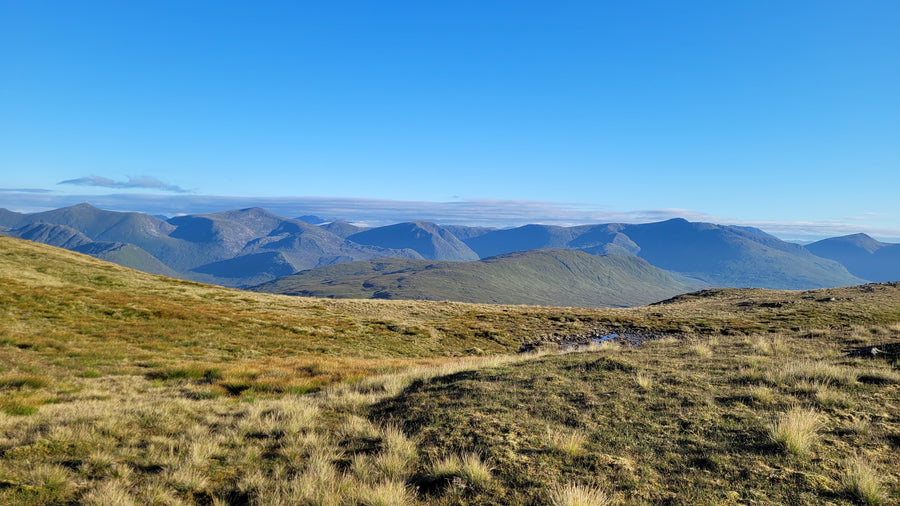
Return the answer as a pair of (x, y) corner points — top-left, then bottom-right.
(0, 236), (898, 504)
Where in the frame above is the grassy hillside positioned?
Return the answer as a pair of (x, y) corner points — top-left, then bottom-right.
(1, 237), (898, 504)
(71, 242), (181, 278)
(253, 249), (698, 307)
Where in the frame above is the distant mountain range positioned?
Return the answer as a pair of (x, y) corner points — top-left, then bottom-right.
(0, 203), (881, 306)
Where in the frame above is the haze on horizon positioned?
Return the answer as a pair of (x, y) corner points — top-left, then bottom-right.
(2, 1), (899, 241)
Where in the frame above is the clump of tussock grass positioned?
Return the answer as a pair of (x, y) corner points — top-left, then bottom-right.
(549, 482), (612, 506)
(634, 371), (654, 392)
(429, 452), (493, 490)
(749, 385), (775, 405)
(375, 424), (417, 481)
(352, 373), (412, 397)
(748, 334), (787, 356)
(339, 415), (379, 440)
(843, 457), (884, 505)
(814, 384), (854, 409)
(22, 463), (77, 504)
(848, 416), (872, 436)
(165, 464), (210, 494)
(81, 479), (135, 506)
(354, 479), (416, 506)
(0, 374), (49, 390)
(767, 360), (857, 387)
(768, 406), (823, 458)
(547, 427), (588, 456)
(688, 342), (713, 358)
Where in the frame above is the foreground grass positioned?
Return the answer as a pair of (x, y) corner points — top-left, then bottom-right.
(1, 332), (897, 504)
(1, 237), (899, 503)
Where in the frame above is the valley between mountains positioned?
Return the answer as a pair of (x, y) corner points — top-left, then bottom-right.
(2, 203), (892, 307)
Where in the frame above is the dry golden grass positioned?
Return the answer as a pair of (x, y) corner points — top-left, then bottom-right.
(844, 456), (885, 505)
(634, 371), (654, 392)
(549, 482), (612, 506)
(769, 406), (823, 458)
(547, 427), (588, 456)
(2, 237), (900, 503)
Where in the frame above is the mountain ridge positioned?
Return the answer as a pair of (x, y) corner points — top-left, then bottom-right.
(807, 233), (900, 282)
(252, 248), (702, 307)
(0, 204), (876, 294)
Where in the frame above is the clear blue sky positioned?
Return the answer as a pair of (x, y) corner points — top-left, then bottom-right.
(2, 1), (899, 240)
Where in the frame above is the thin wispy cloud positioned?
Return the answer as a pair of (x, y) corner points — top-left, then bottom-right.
(58, 176), (189, 193)
(0, 188), (53, 193)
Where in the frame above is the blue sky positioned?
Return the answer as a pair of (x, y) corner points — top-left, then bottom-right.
(2, 1), (899, 240)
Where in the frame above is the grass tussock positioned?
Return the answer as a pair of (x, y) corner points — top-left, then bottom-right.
(688, 342), (713, 358)
(769, 406), (823, 458)
(549, 482), (612, 506)
(547, 428), (588, 456)
(767, 360), (858, 387)
(749, 384), (775, 405)
(748, 334), (788, 356)
(843, 457), (885, 505)
(634, 371), (654, 392)
(813, 384), (854, 409)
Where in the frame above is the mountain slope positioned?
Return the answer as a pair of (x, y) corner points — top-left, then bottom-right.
(319, 220), (367, 238)
(71, 241), (180, 277)
(24, 203), (176, 244)
(189, 251), (296, 286)
(252, 249), (699, 307)
(347, 221), (479, 261)
(5, 205), (422, 287)
(6, 223), (93, 250)
(3, 204), (868, 291)
(0, 208), (26, 228)
(3, 223), (177, 277)
(462, 219), (861, 289)
(806, 233), (900, 282)
(620, 219), (864, 288)
(464, 224), (584, 258)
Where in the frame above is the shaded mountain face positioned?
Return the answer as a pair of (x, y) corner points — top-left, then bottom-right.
(190, 251), (296, 287)
(806, 234), (900, 282)
(347, 222), (479, 261)
(252, 249), (700, 307)
(7, 223), (93, 250)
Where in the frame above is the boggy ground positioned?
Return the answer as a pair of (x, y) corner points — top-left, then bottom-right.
(0, 236), (898, 504)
